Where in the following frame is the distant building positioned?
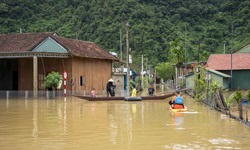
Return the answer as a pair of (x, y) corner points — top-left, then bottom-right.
(206, 53), (250, 90)
(236, 42), (250, 53)
(185, 69), (231, 90)
(0, 32), (119, 96)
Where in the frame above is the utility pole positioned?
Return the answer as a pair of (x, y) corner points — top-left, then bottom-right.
(146, 58), (148, 86)
(141, 55), (144, 90)
(126, 22), (130, 97)
(231, 48), (233, 90)
(120, 29), (122, 60)
(184, 25), (187, 75)
(223, 41), (226, 54)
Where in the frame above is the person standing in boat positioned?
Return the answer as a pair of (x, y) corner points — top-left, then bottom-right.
(131, 84), (137, 97)
(106, 79), (115, 97)
(169, 90), (184, 109)
(148, 84), (155, 96)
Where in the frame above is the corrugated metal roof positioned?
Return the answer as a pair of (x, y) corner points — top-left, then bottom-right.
(206, 54), (250, 70)
(207, 69), (231, 78)
(236, 43), (250, 53)
(0, 32), (118, 61)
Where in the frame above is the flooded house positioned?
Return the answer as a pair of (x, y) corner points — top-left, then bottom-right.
(206, 53), (250, 90)
(0, 32), (119, 97)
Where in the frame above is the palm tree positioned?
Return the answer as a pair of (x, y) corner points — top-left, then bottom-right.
(168, 38), (184, 86)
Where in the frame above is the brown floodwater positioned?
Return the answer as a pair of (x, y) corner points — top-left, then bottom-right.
(0, 95), (250, 150)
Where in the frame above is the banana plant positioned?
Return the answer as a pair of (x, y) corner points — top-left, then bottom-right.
(234, 90), (243, 120)
(245, 90), (250, 122)
(225, 92), (235, 117)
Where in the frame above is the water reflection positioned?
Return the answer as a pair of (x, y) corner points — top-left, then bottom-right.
(32, 98), (37, 142)
(0, 96), (250, 149)
(172, 113), (184, 126)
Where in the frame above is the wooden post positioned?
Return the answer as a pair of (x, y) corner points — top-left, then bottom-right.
(126, 22), (130, 97)
(33, 56), (38, 98)
(141, 55), (144, 90)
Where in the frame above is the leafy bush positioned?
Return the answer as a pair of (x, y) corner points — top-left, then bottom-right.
(43, 71), (63, 90)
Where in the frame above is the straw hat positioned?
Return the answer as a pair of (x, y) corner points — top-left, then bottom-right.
(108, 79), (114, 82)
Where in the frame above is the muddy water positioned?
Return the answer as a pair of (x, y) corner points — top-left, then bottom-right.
(0, 96), (249, 150)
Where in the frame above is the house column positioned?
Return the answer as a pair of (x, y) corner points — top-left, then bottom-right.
(33, 56), (38, 98)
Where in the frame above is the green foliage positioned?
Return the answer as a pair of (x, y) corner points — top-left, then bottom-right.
(168, 38), (184, 67)
(43, 71), (63, 90)
(194, 65), (207, 101)
(155, 62), (175, 81)
(225, 92), (235, 107)
(1, 0), (250, 68)
(246, 90), (250, 102)
(234, 90), (243, 104)
(211, 81), (222, 92)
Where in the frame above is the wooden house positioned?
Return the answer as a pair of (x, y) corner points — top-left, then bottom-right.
(0, 32), (119, 96)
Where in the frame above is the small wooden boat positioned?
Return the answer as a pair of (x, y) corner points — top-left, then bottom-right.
(74, 93), (175, 101)
(169, 106), (188, 113)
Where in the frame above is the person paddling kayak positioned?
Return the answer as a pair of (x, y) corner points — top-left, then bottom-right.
(169, 90), (185, 109)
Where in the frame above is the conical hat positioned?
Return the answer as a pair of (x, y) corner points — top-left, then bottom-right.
(108, 79), (114, 82)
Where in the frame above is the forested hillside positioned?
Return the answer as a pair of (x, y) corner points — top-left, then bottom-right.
(1, 0), (250, 67)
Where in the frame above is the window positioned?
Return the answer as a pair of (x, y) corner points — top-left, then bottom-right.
(80, 76), (85, 86)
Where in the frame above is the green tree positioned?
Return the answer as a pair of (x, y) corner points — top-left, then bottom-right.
(155, 62), (175, 81)
(168, 38), (184, 85)
(168, 38), (184, 67)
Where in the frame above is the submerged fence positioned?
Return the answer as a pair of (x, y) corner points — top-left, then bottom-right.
(0, 90), (65, 99)
(0, 84), (173, 99)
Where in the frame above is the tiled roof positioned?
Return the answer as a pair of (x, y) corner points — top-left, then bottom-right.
(0, 32), (118, 61)
(52, 36), (117, 60)
(206, 54), (250, 70)
(0, 32), (54, 52)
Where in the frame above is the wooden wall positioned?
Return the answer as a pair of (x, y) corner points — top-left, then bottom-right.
(18, 57), (72, 91)
(71, 57), (112, 94)
(18, 56), (112, 94)
(18, 58), (33, 90)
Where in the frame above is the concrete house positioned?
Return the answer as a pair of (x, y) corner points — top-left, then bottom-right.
(185, 69), (231, 90)
(0, 32), (119, 96)
(206, 54), (250, 90)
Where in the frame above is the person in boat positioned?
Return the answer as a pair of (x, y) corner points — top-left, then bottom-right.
(169, 90), (184, 109)
(91, 88), (96, 97)
(148, 84), (155, 96)
(131, 85), (137, 97)
(106, 79), (115, 97)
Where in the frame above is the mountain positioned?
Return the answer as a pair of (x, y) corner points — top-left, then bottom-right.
(0, 0), (250, 67)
